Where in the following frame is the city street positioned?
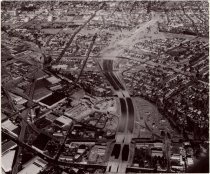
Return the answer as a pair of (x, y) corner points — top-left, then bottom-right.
(1, 1), (208, 174)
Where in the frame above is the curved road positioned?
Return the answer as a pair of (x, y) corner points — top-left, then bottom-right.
(126, 98), (134, 134)
(103, 59), (135, 173)
(118, 98), (127, 133)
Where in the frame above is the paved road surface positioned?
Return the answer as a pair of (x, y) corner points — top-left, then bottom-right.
(103, 59), (135, 173)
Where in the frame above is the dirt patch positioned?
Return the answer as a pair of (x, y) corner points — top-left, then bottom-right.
(132, 97), (181, 139)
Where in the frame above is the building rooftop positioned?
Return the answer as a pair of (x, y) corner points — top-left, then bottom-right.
(39, 92), (66, 108)
(45, 113), (58, 122)
(18, 157), (47, 174)
(32, 133), (51, 150)
(2, 119), (18, 132)
(2, 140), (17, 154)
(46, 76), (62, 84)
(36, 70), (49, 80)
(33, 87), (52, 102)
(54, 115), (72, 127)
(1, 112), (8, 122)
(2, 150), (16, 173)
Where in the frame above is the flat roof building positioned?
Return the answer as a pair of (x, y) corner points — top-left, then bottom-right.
(2, 140), (17, 154)
(151, 150), (163, 157)
(1, 140), (17, 173)
(2, 150), (16, 173)
(33, 88), (53, 102)
(39, 92), (66, 109)
(46, 76), (61, 85)
(1, 112), (8, 122)
(2, 119), (18, 132)
(54, 115), (72, 128)
(18, 157), (47, 174)
(52, 64), (68, 70)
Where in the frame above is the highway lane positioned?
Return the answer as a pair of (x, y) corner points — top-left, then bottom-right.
(103, 60), (134, 135)
(103, 60), (128, 134)
(103, 60), (125, 91)
(126, 98), (135, 134)
(103, 60), (119, 90)
(122, 144), (129, 161)
(104, 72), (119, 90)
(111, 73), (125, 90)
(103, 60), (124, 91)
(103, 59), (113, 72)
(118, 98), (127, 133)
(104, 59), (127, 173)
(103, 59), (135, 173)
(111, 144), (121, 159)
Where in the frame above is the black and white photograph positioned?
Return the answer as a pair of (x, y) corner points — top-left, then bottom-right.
(1, 1), (209, 173)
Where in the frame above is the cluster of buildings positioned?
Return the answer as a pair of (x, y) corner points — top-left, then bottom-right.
(122, 37), (208, 140)
(158, 1), (208, 37)
(131, 139), (208, 173)
(132, 141), (167, 170)
(169, 140), (208, 172)
(1, 1), (209, 174)
(17, 157), (48, 174)
(64, 102), (92, 120)
(133, 37), (185, 54)
(4, 60), (32, 80)
(69, 123), (107, 141)
(59, 141), (107, 164)
(79, 71), (113, 97)
(6, 70), (66, 113)
(82, 112), (113, 131)
(1, 1), (155, 64)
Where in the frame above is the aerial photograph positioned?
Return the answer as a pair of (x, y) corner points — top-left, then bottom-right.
(1, 1), (209, 174)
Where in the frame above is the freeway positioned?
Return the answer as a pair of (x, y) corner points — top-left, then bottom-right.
(103, 60), (125, 90)
(103, 60), (128, 134)
(104, 72), (119, 91)
(103, 60), (135, 134)
(118, 98), (127, 133)
(103, 59), (135, 173)
(126, 98), (135, 134)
